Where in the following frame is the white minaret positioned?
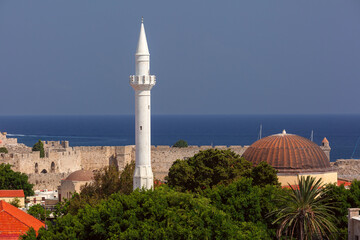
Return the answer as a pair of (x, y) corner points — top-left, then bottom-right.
(130, 18), (156, 190)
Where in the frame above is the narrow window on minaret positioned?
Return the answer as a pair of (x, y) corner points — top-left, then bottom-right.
(148, 105), (150, 109)
(140, 126), (142, 130)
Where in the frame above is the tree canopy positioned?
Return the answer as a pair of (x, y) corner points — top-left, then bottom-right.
(0, 147), (8, 153)
(32, 140), (45, 158)
(166, 149), (279, 192)
(172, 139), (188, 148)
(0, 163), (34, 196)
(28, 204), (50, 221)
(24, 186), (275, 240)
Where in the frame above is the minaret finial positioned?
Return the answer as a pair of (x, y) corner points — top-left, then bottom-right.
(141, 16), (143, 23)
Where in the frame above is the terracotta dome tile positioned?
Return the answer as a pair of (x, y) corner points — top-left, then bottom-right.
(242, 132), (331, 173)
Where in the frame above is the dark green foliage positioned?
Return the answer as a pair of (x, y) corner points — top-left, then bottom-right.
(28, 204), (50, 221)
(32, 140), (44, 158)
(204, 178), (263, 222)
(52, 200), (70, 218)
(203, 177), (283, 238)
(172, 139), (188, 148)
(30, 187), (266, 240)
(0, 147), (8, 153)
(166, 149), (280, 193)
(251, 161), (280, 187)
(166, 149), (253, 192)
(0, 163), (34, 197)
(20, 227), (37, 240)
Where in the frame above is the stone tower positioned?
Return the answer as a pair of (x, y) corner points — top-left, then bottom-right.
(130, 18), (156, 190)
(320, 137), (331, 161)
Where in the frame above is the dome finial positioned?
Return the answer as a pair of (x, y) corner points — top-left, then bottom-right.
(282, 129), (287, 135)
(141, 16), (144, 23)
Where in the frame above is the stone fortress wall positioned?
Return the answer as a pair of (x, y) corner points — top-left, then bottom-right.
(0, 132), (249, 189)
(0, 132), (358, 189)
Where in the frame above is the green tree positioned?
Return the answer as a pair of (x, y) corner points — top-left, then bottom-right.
(24, 187), (269, 240)
(166, 149), (258, 192)
(0, 147), (8, 153)
(271, 176), (338, 240)
(203, 177), (284, 238)
(32, 140), (45, 158)
(172, 139), (188, 148)
(9, 197), (21, 208)
(251, 161), (280, 187)
(20, 227), (37, 240)
(0, 163), (34, 196)
(52, 199), (70, 218)
(28, 204), (49, 221)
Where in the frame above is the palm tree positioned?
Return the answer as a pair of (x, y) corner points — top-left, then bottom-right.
(271, 176), (338, 239)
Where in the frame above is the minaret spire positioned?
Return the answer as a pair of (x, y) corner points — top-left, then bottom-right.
(136, 18), (149, 55)
(130, 18), (156, 190)
(135, 18), (150, 75)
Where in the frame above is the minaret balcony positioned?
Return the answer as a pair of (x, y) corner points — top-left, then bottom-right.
(130, 75), (156, 87)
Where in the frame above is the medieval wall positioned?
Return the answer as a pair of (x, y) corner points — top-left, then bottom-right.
(4, 136), (345, 190)
(151, 145), (248, 180)
(332, 159), (360, 180)
(1, 143), (249, 189)
(28, 173), (68, 191)
(0, 132), (18, 145)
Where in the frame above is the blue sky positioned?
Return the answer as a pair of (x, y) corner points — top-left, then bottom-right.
(0, 1), (359, 115)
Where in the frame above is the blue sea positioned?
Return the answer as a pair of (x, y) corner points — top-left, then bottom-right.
(1, 115), (360, 162)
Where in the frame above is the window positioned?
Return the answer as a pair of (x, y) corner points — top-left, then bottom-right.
(140, 126), (142, 130)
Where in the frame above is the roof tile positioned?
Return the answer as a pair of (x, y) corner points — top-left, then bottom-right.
(0, 190), (24, 198)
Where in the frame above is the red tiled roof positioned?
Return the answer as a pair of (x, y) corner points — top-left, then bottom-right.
(0, 190), (24, 198)
(322, 137), (329, 144)
(0, 200), (45, 238)
(282, 179), (352, 189)
(338, 179), (351, 187)
(0, 234), (20, 240)
(242, 132), (332, 174)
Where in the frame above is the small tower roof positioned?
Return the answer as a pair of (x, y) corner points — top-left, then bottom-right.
(322, 137), (329, 144)
(136, 17), (149, 55)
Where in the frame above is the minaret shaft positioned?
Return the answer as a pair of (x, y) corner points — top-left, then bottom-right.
(134, 90), (151, 167)
(130, 19), (155, 190)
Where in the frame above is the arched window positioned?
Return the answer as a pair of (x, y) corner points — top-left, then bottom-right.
(41, 169), (47, 174)
(51, 162), (55, 173)
(35, 163), (38, 173)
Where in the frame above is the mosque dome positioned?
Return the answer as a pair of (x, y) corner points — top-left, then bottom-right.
(65, 170), (94, 181)
(242, 130), (331, 174)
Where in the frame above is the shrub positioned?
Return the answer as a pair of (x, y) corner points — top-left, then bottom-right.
(172, 139), (188, 148)
(32, 140), (45, 158)
(0, 147), (8, 153)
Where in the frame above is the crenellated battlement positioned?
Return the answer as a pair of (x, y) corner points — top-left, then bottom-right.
(43, 140), (69, 149)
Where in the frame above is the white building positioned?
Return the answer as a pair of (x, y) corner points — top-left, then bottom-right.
(130, 18), (156, 190)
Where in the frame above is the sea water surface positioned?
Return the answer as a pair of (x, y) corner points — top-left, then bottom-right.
(0, 115), (360, 162)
